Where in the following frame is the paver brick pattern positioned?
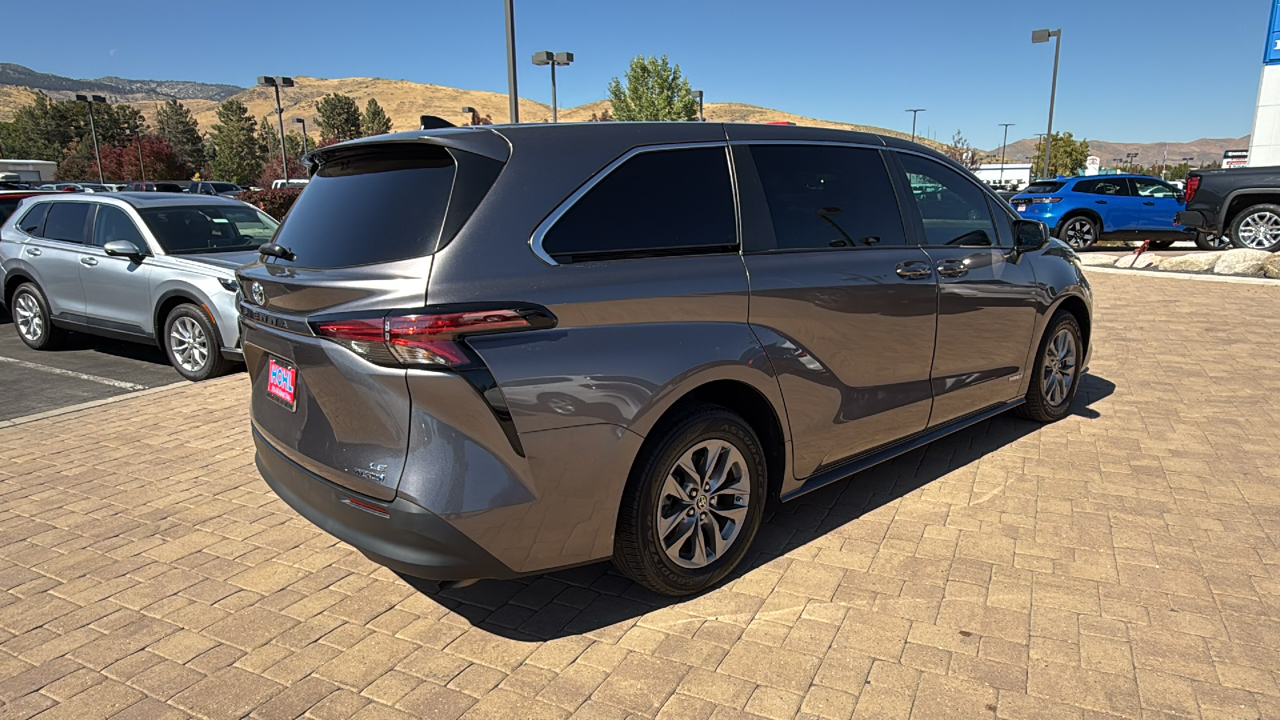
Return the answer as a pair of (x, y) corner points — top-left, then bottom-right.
(1, 271), (1279, 719)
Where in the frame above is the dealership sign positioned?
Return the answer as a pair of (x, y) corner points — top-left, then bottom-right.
(1268, 0), (1280, 64)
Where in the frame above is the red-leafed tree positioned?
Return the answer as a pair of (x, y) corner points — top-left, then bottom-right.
(100, 135), (187, 181)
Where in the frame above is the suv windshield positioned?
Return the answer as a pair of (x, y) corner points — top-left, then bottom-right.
(139, 205), (279, 254)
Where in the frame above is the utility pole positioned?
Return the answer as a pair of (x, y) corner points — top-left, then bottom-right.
(505, 0), (519, 123)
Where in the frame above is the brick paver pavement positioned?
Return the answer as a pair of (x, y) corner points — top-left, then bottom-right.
(1, 271), (1279, 720)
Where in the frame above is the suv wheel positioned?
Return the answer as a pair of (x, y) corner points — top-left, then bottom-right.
(1016, 312), (1083, 423)
(1148, 240), (1176, 250)
(164, 304), (233, 382)
(10, 283), (65, 350)
(1230, 204), (1280, 251)
(1059, 216), (1098, 250)
(614, 405), (766, 596)
(1195, 232), (1229, 251)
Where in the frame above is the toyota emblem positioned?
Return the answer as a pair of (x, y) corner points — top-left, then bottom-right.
(250, 282), (266, 306)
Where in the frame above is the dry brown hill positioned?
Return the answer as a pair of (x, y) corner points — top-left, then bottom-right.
(0, 85), (41, 120)
(982, 136), (1250, 168)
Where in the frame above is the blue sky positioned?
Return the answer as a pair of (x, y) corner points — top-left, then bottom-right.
(6, 0), (1271, 149)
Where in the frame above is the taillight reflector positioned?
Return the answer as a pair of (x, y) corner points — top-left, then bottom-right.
(1185, 176), (1200, 204)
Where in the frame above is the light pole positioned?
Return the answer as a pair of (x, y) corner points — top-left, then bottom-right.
(258, 76), (295, 184)
(1125, 152), (1139, 173)
(998, 123), (1015, 186)
(505, 0), (519, 123)
(906, 109), (926, 143)
(293, 118), (308, 156)
(532, 51), (573, 123)
(461, 106), (478, 126)
(1032, 28), (1062, 179)
(692, 90), (704, 122)
(75, 94), (107, 184)
(125, 128), (145, 181)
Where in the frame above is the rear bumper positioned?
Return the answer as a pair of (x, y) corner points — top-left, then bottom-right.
(1175, 210), (1212, 232)
(253, 426), (519, 581)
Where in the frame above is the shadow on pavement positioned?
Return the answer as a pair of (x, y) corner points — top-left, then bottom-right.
(400, 373), (1117, 641)
(0, 306), (171, 367)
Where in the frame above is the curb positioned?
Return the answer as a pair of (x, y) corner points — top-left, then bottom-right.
(0, 381), (189, 429)
(1083, 266), (1280, 286)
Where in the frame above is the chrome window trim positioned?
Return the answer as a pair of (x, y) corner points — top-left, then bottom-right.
(528, 141), (733, 266)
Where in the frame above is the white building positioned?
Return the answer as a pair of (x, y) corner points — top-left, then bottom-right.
(0, 159), (57, 183)
(973, 163), (1034, 191)
(1248, 0), (1280, 166)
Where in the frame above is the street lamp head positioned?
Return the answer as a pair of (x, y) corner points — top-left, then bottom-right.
(553, 51), (574, 66)
(461, 106), (476, 114)
(1032, 28), (1059, 43)
(278, 77), (294, 88)
(257, 76), (274, 87)
(531, 51), (553, 66)
(259, 76), (294, 88)
(292, 117), (305, 125)
(691, 90), (703, 101)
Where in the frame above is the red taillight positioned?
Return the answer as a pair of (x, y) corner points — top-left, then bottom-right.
(314, 307), (553, 368)
(1185, 176), (1200, 204)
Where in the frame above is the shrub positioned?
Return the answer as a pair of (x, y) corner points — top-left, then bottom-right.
(239, 188), (302, 220)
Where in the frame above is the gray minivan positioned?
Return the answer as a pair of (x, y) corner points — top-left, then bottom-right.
(238, 122), (1093, 595)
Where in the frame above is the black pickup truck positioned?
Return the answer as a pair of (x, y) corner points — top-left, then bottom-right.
(1177, 166), (1280, 252)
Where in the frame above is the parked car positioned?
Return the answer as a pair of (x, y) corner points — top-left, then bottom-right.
(238, 122), (1093, 596)
(1177, 166), (1280, 252)
(1009, 174), (1196, 250)
(0, 190), (59, 225)
(269, 179), (309, 190)
(0, 194), (279, 380)
(128, 181), (185, 193)
(190, 181), (243, 198)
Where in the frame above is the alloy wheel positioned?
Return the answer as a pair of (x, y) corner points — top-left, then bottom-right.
(1062, 219), (1095, 249)
(169, 316), (209, 373)
(13, 292), (43, 343)
(1041, 328), (1077, 407)
(656, 439), (751, 569)
(1237, 211), (1280, 249)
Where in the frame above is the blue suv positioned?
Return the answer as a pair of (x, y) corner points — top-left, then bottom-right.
(1010, 174), (1194, 250)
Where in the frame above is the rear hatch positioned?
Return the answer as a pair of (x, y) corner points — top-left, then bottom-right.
(1010, 180), (1067, 213)
(237, 133), (507, 500)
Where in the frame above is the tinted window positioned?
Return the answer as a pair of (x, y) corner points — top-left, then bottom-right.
(0, 199), (21, 225)
(17, 203), (50, 235)
(898, 154), (997, 247)
(92, 205), (147, 248)
(1024, 181), (1065, 194)
(542, 146), (736, 262)
(1075, 178), (1129, 196)
(211, 183), (240, 193)
(1133, 178), (1178, 198)
(271, 144), (460, 268)
(749, 145), (906, 250)
(42, 202), (91, 243)
(140, 205), (279, 254)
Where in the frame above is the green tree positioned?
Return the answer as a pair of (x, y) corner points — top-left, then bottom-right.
(154, 100), (205, 177)
(1031, 132), (1091, 177)
(361, 98), (392, 136)
(606, 55), (698, 121)
(314, 93), (362, 143)
(209, 100), (264, 186)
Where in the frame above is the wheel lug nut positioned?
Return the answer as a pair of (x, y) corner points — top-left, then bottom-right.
(687, 508), (694, 517)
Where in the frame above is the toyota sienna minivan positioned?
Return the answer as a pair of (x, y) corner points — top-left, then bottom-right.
(238, 122), (1092, 596)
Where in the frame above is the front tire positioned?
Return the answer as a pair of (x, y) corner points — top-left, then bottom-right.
(614, 405), (767, 596)
(1194, 232), (1229, 251)
(163, 304), (233, 382)
(1230, 204), (1280, 252)
(1016, 312), (1083, 423)
(1058, 215), (1099, 250)
(1149, 240), (1176, 250)
(10, 283), (66, 350)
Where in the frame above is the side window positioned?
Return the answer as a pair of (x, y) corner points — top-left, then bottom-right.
(92, 205), (147, 248)
(897, 154), (998, 247)
(1133, 178), (1178, 198)
(42, 203), (91, 244)
(748, 145), (906, 250)
(17, 203), (51, 236)
(541, 146), (737, 262)
(1083, 178), (1128, 196)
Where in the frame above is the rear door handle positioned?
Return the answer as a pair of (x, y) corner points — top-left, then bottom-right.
(936, 258), (969, 278)
(1095, 200), (1108, 205)
(23, 247), (41, 257)
(895, 262), (932, 280)
(1143, 201), (1155, 206)
(79, 257), (98, 267)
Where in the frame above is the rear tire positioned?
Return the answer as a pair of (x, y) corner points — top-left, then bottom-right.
(1230, 204), (1280, 252)
(10, 283), (66, 350)
(1194, 232), (1229, 251)
(614, 404), (766, 596)
(1148, 240), (1176, 250)
(1016, 312), (1083, 423)
(163, 304), (233, 382)
(1057, 215), (1099, 250)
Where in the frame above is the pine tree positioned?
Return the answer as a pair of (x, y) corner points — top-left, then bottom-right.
(361, 98), (392, 136)
(154, 100), (206, 177)
(314, 93), (362, 143)
(607, 56), (698, 122)
(209, 100), (264, 186)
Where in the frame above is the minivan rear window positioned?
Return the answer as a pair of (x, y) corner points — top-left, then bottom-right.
(268, 144), (459, 269)
(1023, 182), (1065, 194)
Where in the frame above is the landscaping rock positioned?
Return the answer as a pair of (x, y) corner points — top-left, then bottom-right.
(1214, 249), (1272, 277)
(1077, 254), (1117, 267)
(1158, 252), (1222, 273)
(1114, 253), (1162, 269)
(1265, 254), (1280, 279)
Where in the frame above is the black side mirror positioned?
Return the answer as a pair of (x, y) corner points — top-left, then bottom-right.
(1010, 219), (1049, 257)
(103, 239), (145, 263)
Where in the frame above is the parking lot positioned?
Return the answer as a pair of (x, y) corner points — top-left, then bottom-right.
(0, 270), (1277, 719)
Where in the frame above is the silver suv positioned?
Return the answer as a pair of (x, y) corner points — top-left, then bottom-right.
(240, 123), (1093, 595)
(1, 193), (279, 380)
